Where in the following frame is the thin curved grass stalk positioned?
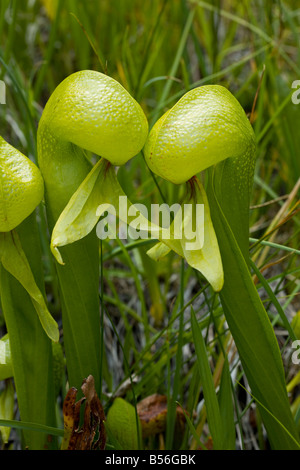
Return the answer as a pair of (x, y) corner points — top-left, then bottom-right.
(37, 70), (148, 394)
(0, 137), (58, 449)
(143, 85), (300, 449)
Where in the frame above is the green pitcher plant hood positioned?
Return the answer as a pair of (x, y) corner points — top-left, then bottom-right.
(38, 70), (148, 168)
(0, 136), (44, 231)
(0, 136), (59, 343)
(143, 85), (255, 292)
(144, 85), (256, 184)
(37, 70), (148, 265)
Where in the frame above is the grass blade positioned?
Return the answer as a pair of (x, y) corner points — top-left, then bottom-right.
(191, 307), (223, 449)
(218, 358), (236, 450)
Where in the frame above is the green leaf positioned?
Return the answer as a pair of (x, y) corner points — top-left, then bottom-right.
(0, 214), (58, 450)
(191, 308), (223, 449)
(207, 166), (300, 449)
(52, 235), (102, 394)
(106, 398), (142, 450)
(218, 359), (236, 450)
(0, 231), (59, 342)
(0, 418), (64, 437)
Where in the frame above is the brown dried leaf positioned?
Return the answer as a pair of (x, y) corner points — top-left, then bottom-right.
(137, 394), (186, 439)
(61, 387), (78, 450)
(61, 375), (106, 450)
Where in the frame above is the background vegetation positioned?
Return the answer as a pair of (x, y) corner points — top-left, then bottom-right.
(0, 0), (299, 450)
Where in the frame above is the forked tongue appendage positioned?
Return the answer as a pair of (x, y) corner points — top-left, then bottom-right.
(51, 159), (122, 264)
(50, 159), (190, 264)
(147, 177), (224, 292)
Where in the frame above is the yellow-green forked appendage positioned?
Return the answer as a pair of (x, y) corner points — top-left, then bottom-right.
(143, 85), (255, 292)
(39, 70), (149, 265)
(0, 137), (59, 342)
